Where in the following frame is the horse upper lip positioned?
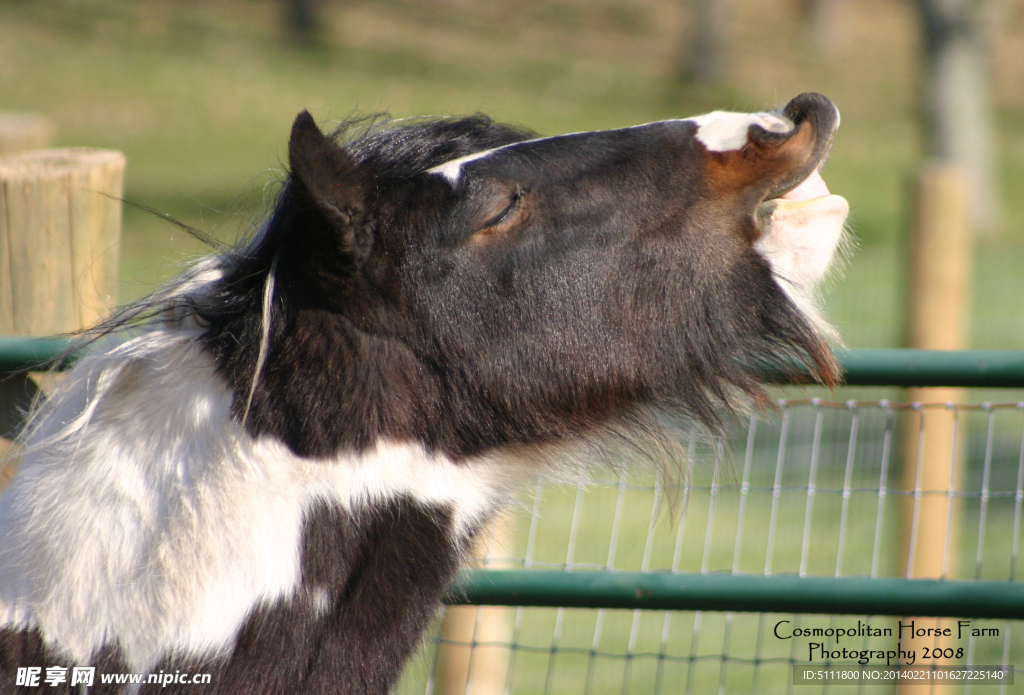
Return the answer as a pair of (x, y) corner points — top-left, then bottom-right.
(778, 168), (831, 203)
(766, 126), (836, 202)
(763, 93), (839, 202)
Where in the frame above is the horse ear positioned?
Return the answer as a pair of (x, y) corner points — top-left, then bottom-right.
(287, 110), (372, 265)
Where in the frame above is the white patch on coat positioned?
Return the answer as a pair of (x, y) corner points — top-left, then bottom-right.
(754, 194), (849, 340)
(0, 329), (533, 673)
(690, 111), (794, 152)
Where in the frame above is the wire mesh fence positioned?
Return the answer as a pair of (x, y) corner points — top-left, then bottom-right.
(399, 394), (1024, 695)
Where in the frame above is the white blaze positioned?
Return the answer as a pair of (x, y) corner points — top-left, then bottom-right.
(427, 110), (799, 185)
(428, 148), (501, 183)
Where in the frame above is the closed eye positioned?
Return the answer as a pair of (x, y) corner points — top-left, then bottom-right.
(478, 188), (523, 232)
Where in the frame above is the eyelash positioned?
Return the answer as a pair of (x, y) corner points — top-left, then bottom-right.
(483, 189), (522, 229)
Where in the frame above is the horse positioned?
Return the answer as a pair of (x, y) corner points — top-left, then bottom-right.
(0, 93), (848, 694)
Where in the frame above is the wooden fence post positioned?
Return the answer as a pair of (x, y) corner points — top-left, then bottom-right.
(899, 161), (970, 693)
(434, 516), (514, 695)
(0, 148), (125, 489)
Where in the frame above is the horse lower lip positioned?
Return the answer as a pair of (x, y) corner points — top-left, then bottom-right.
(757, 191), (846, 225)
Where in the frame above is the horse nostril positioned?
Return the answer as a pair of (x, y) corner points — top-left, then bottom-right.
(758, 114), (793, 134)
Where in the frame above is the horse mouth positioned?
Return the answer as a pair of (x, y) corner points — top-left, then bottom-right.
(756, 165), (847, 228)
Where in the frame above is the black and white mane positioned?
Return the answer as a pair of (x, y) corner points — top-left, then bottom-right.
(1, 93), (848, 694)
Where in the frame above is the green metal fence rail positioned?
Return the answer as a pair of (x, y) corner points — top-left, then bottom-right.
(0, 337), (76, 372)
(3, 337), (1023, 388)
(446, 570), (1024, 620)
(817, 348), (1024, 388)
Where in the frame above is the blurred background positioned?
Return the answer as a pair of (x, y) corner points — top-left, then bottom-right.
(1, 0), (1022, 352)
